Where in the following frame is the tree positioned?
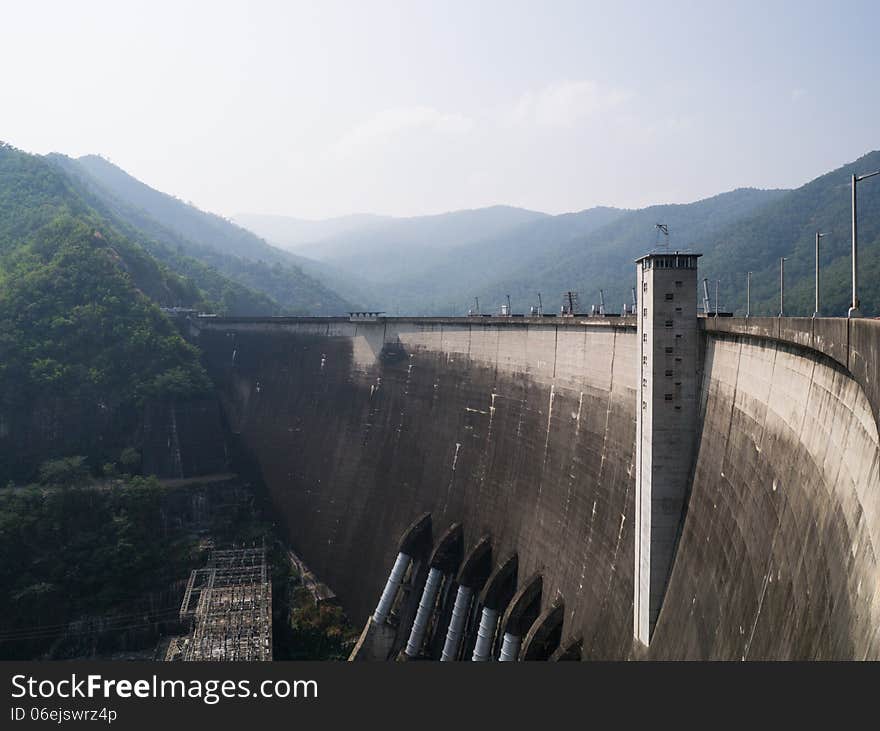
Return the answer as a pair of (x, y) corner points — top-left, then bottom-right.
(37, 456), (89, 487)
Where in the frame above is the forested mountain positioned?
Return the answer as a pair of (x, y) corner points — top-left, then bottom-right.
(370, 206), (626, 314)
(233, 212), (391, 254)
(477, 187), (789, 314)
(53, 155), (353, 315)
(0, 142), (212, 482)
(239, 191), (785, 315)
(235, 151), (880, 317)
(47, 155), (279, 316)
(699, 150), (880, 316)
(465, 152), (880, 317)
(240, 205), (549, 284)
(239, 205), (623, 312)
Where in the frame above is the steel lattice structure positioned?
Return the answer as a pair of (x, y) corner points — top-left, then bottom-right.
(172, 547), (272, 661)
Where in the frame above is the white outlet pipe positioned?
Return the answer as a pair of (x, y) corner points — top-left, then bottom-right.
(372, 552), (411, 624)
(405, 567), (443, 657)
(471, 607), (500, 661)
(440, 585), (473, 661)
(498, 632), (522, 662)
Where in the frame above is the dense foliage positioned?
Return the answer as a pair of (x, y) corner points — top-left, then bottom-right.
(0, 479), (203, 658)
(0, 146), (201, 306)
(0, 216), (210, 401)
(0, 143), (213, 482)
(54, 154), (353, 315)
(476, 188), (789, 315)
(363, 206), (627, 314)
(477, 155), (880, 316)
(699, 150), (880, 316)
(278, 586), (358, 661)
(239, 149), (880, 318)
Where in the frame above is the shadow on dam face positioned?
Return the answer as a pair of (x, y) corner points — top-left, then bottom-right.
(199, 318), (880, 660)
(651, 334), (880, 660)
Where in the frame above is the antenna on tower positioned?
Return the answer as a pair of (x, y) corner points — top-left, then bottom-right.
(561, 291), (579, 317)
(655, 223), (669, 251)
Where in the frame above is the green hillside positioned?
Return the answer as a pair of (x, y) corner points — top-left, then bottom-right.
(0, 143), (211, 482)
(700, 150), (880, 316)
(47, 155), (279, 315)
(441, 152), (880, 317)
(378, 207), (626, 314)
(237, 151), (880, 318)
(461, 188), (788, 314)
(59, 155), (353, 315)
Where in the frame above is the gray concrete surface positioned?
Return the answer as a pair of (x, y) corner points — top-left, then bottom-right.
(197, 314), (880, 659)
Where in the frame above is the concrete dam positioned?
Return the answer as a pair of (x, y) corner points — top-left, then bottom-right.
(194, 256), (880, 660)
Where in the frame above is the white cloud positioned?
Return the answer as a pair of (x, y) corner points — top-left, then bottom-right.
(511, 80), (632, 128)
(791, 88), (807, 102)
(332, 106), (473, 158)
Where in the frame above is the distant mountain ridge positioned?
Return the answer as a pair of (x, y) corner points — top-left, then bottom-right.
(480, 187), (790, 315)
(236, 189), (795, 315)
(699, 149), (880, 316)
(232, 212), (392, 252)
(278, 205), (550, 284)
(237, 204), (623, 311)
(45, 147), (880, 319)
(372, 206), (627, 313)
(51, 155), (354, 315)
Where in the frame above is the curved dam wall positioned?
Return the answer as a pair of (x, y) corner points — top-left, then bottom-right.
(199, 317), (640, 658)
(197, 316), (880, 659)
(654, 330), (880, 659)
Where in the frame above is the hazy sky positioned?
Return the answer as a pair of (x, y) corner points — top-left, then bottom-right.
(2, 0), (878, 219)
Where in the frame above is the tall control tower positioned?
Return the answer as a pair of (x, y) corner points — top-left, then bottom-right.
(634, 251), (701, 645)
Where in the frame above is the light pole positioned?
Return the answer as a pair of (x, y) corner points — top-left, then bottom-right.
(746, 272), (752, 317)
(814, 232), (827, 317)
(849, 170), (880, 318)
(779, 257), (787, 317)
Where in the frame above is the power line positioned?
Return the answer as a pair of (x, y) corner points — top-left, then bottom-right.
(0, 607), (182, 641)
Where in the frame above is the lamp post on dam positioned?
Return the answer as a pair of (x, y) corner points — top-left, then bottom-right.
(779, 257), (787, 317)
(814, 232), (826, 317)
(849, 170), (880, 318)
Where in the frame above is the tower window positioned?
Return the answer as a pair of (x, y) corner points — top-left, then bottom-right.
(675, 281), (683, 288)
(664, 393), (673, 401)
(665, 369), (673, 377)
(665, 320), (674, 328)
(665, 293), (674, 301)
(665, 346), (674, 354)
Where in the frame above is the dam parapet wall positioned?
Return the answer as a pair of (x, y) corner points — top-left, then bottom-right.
(701, 316), (880, 433)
